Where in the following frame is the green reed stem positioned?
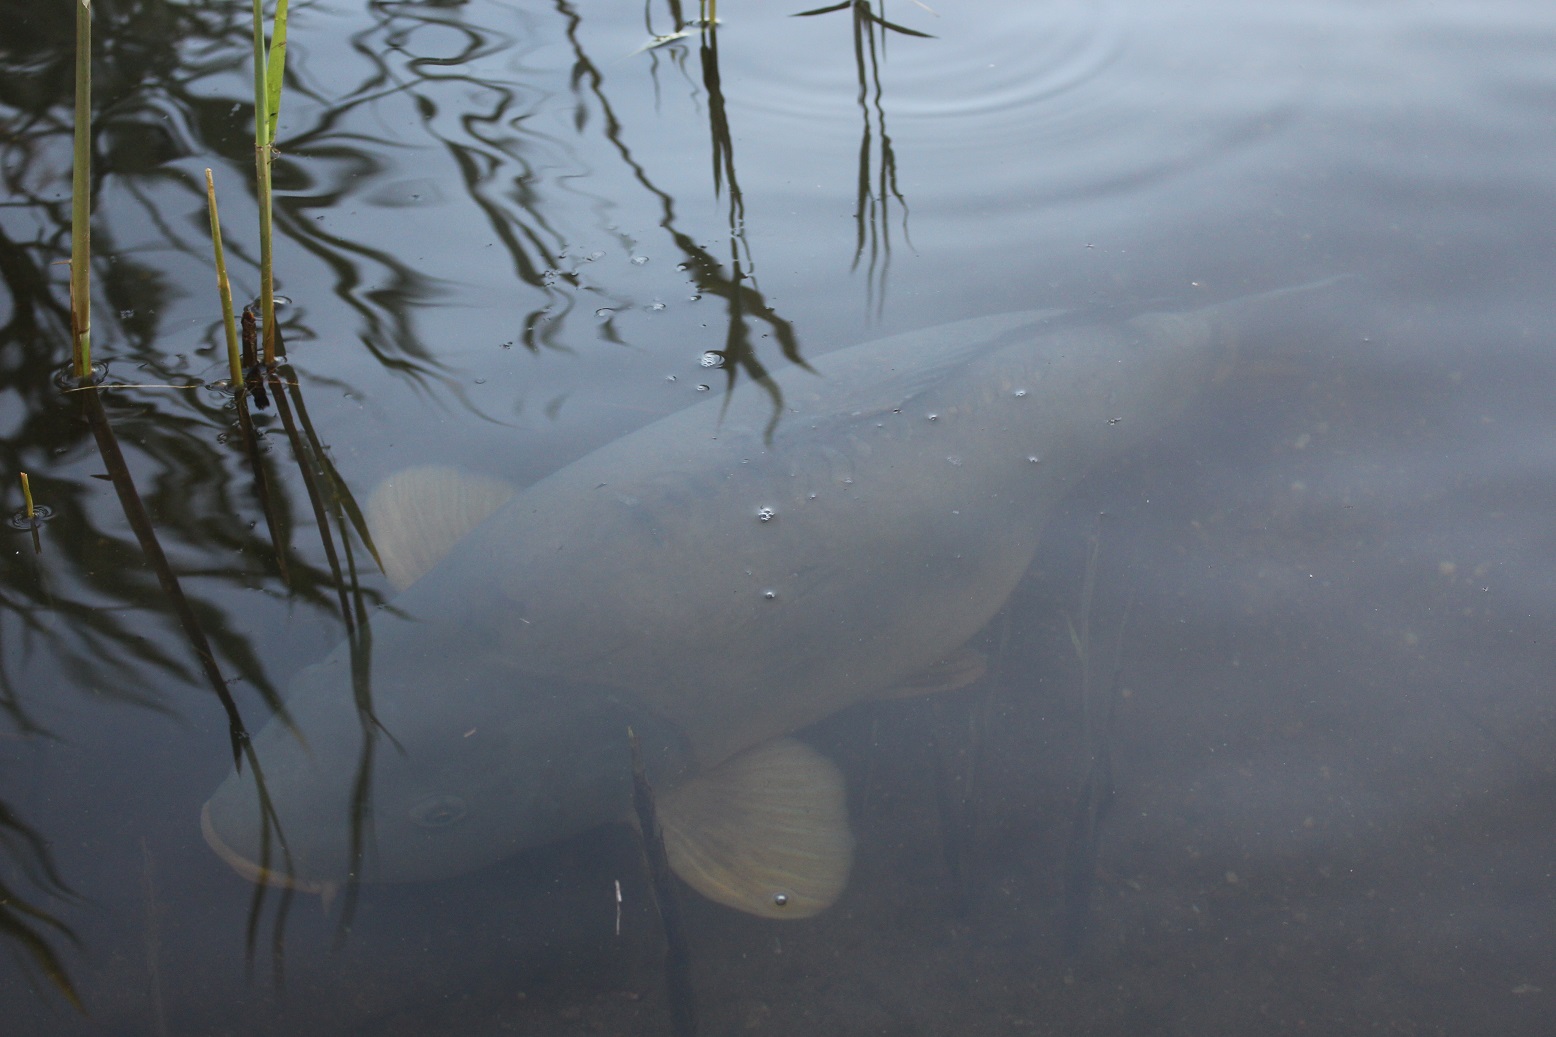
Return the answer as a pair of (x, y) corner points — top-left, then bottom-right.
(20, 473), (35, 520)
(205, 169), (242, 386)
(266, 0), (291, 145)
(251, 0), (274, 366)
(69, 0), (92, 379)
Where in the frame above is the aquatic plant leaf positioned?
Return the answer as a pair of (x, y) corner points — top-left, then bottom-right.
(792, 2), (853, 15)
(636, 31), (691, 53)
(867, 14), (934, 39)
(791, 1), (936, 38)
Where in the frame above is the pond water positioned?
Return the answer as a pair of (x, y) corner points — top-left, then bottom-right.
(3, 0), (1554, 1033)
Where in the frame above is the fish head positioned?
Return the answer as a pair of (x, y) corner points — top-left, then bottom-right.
(201, 621), (690, 893)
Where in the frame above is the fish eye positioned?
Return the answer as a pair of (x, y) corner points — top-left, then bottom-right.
(408, 794), (468, 829)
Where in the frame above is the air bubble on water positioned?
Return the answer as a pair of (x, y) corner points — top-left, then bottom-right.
(1107, 417), (1122, 426)
(762, 590), (777, 600)
(586, 250), (605, 261)
(595, 307), (615, 318)
(756, 506), (776, 522)
(676, 262), (691, 272)
(1013, 389), (1028, 398)
(647, 301), (667, 312)
(946, 456), (963, 467)
(474, 377), (486, 385)
(696, 384), (710, 392)
(688, 294), (702, 302)
(1027, 454), (1042, 464)
(631, 255), (649, 266)
(665, 374), (678, 382)
(700, 352), (723, 368)
(808, 493), (818, 500)
(926, 413), (939, 422)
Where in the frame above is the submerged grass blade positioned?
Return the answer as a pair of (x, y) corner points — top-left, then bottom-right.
(628, 727), (698, 1037)
(204, 170), (242, 386)
(280, 373), (385, 574)
(0, 892), (84, 1012)
(78, 391), (254, 769)
(235, 393), (293, 587)
(70, 0), (92, 378)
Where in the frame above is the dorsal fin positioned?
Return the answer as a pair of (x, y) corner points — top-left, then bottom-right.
(365, 465), (516, 591)
(657, 738), (853, 919)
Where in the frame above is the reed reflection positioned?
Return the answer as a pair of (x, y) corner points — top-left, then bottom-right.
(4, 0), (938, 1015)
(796, 1), (928, 312)
(561, 0), (802, 418)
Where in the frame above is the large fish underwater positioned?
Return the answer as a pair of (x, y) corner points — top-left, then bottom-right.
(202, 288), (1312, 918)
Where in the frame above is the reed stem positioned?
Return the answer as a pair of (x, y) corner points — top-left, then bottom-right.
(251, 0), (277, 366)
(69, 0), (93, 379)
(204, 169), (243, 386)
(20, 473), (35, 520)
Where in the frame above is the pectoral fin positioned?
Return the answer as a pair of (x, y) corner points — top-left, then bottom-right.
(658, 738), (853, 919)
(366, 465), (517, 591)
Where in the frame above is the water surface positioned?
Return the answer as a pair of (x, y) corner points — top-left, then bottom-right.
(2, 0), (1553, 1033)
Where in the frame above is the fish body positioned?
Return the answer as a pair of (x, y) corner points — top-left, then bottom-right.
(203, 296), (1264, 916)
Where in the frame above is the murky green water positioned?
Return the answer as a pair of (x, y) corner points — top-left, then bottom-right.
(3, 0), (1554, 1033)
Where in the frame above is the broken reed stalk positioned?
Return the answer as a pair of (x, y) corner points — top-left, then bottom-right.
(69, 0), (92, 379)
(21, 472), (42, 554)
(205, 169), (243, 386)
(251, 0), (290, 366)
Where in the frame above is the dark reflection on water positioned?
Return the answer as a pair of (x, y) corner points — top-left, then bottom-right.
(794, 0), (926, 311)
(3, 0), (1556, 1032)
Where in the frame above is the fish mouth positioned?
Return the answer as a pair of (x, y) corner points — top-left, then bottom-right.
(200, 801), (337, 899)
